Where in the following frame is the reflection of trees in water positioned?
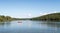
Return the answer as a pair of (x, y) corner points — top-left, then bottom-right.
(0, 22), (5, 26)
(38, 21), (60, 28)
(0, 22), (11, 27)
(46, 22), (60, 28)
(31, 21), (60, 28)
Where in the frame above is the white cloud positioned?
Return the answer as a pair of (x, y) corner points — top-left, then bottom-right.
(40, 11), (60, 16)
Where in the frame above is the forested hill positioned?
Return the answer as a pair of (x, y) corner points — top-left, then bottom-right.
(0, 15), (30, 22)
(31, 13), (60, 21)
(0, 15), (13, 22)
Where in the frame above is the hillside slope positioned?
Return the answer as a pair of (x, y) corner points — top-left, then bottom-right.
(31, 13), (60, 21)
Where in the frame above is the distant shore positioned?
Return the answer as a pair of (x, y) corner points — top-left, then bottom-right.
(30, 13), (60, 22)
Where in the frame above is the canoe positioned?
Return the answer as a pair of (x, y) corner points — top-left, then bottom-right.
(18, 22), (22, 23)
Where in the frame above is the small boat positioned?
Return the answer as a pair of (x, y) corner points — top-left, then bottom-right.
(18, 21), (22, 23)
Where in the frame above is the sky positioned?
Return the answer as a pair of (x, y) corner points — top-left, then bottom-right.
(0, 0), (60, 18)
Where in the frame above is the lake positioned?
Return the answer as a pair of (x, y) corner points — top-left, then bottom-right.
(0, 20), (60, 33)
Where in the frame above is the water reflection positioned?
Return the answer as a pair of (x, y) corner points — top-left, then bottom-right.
(41, 21), (60, 28)
(0, 22), (11, 28)
(0, 20), (60, 33)
(36, 21), (60, 28)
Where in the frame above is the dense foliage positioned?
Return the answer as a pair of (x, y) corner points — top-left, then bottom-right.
(31, 13), (60, 21)
(0, 15), (12, 22)
(0, 15), (30, 22)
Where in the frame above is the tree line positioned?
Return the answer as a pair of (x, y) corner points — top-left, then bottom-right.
(0, 15), (12, 22)
(30, 13), (60, 21)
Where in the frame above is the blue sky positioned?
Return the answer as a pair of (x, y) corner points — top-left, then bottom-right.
(0, 0), (60, 18)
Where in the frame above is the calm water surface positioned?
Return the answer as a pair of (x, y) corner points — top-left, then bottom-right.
(0, 20), (60, 33)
